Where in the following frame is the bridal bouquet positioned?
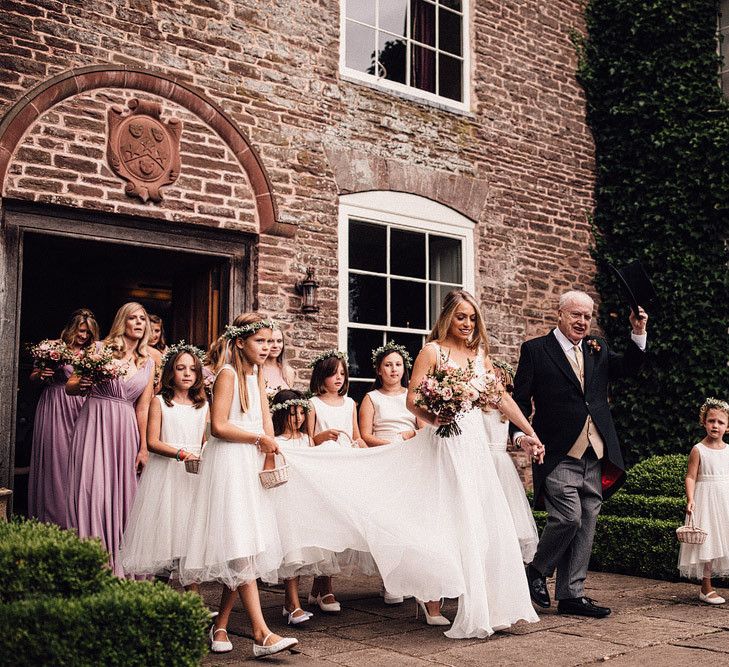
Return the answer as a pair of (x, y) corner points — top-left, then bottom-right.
(414, 362), (482, 438)
(72, 345), (125, 386)
(29, 339), (71, 373)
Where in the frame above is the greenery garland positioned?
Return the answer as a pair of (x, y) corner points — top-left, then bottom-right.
(574, 0), (729, 462)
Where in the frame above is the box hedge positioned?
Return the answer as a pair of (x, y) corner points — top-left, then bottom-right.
(622, 454), (689, 497)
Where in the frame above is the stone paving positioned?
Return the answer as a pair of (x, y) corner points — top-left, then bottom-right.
(199, 572), (729, 666)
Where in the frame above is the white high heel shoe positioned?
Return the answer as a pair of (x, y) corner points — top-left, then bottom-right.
(308, 592), (341, 612)
(252, 632), (298, 658)
(415, 599), (451, 626)
(209, 625), (233, 653)
(282, 606), (313, 625)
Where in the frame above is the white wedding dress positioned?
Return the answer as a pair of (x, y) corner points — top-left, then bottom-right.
(275, 345), (538, 638)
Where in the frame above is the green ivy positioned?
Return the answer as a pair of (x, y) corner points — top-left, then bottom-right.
(575, 0), (729, 462)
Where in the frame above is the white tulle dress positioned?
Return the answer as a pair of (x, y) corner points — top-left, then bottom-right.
(483, 409), (539, 563)
(179, 365), (282, 588)
(275, 346), (539, 638)
(120, 397), (208, 576)
(679, 442), (729, 579)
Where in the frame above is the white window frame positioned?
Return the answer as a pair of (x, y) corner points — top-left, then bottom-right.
(339, 0), (471, 113)
(338, 191), (475, 378)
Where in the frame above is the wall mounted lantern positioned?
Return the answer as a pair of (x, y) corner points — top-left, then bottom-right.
(295, 266), (320, 313)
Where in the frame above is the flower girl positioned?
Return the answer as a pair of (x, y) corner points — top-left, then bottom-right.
(483, 360), (539, 563)
(271, 389), (315, 625)
(120, 343), (208, 585)
(179, 314), (297, 657)
(679, 397), (729, 604)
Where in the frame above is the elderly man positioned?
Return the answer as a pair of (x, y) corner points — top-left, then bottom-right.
(511, 290), (648, 617)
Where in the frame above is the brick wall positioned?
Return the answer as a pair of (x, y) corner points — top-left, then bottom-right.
(0, 1), (597, 487)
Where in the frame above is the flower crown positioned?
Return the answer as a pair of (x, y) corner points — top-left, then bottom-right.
(222, 319), (277, 340)
(699, 397), (729, 424)
(371, 341), (413, 370)
(161, 341), (206, 368)
(309, 349), (348, 368)
(270, 397), (311, 414)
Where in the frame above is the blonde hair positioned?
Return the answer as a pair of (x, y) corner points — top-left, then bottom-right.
(60, 308), (99, 349)
(205, 335), (228, 375)
(426, 289), (490, 357)
(104, 302), (150, 365)
(228, 312), (271, 413)
(269, 325), (294, 379)
(699, 397), (729, 425)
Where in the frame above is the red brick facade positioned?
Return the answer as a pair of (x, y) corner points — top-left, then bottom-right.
(0, 1), (598, 486)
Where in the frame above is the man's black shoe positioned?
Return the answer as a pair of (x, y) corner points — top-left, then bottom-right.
(525, 564), (550, 608)
(557, 597), (611, 618)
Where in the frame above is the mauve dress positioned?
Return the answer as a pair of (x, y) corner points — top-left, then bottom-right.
(67, 358), (153, 577)
(27, 364), (85, 527)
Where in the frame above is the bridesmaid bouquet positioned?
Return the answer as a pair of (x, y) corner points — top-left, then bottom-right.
(29, 339), (71, 373)
(72, 345), (125, 386)
(414, 362), (482, 438)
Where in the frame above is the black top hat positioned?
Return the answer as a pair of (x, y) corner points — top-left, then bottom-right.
(609, 260), (659, 315)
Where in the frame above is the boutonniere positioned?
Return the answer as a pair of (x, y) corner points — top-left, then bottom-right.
(585, 338), (602, 354)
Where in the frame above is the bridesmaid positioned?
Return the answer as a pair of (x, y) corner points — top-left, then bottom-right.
(66, 302), (155, 577)
(28, 308), (99, 527)
(262, 324), (295, 397)
(148, 314), (169, 355)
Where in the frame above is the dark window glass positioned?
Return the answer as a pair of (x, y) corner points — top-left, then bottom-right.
(411, 44), (436, 93)
(377, 34), (407, 84)
(347, 328), (384, 379)
(347, 0), (376, 24)
(411, 0), (436, 46)
(390, 228), (425, 278)
(380, 0), (407, 37)
(439, 0), (462, 11)
(429, 282), (460, 327)
(386, 332), (427, 368)
(349, 274), (387, 325)
(391, 279), (426, 328)
(346, 21), (376, 74)
(349, 380), (370, 406)
(438, 52), (462, 101)
(429, 235), (462, 282)
(439, 7), (462, 55)
(349, 220), (386, 272)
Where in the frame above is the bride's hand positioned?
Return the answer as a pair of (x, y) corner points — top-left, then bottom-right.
(519, 434), (545, 464)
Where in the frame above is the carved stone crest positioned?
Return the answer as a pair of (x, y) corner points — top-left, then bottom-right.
(107, 98), (182, 203)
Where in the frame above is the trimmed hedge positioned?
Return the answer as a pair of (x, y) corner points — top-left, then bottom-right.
(0, 580), (209, 667)
(0, 519), (113, 602)
(622, 454), (688, 498)
(601, 492), (685, 522)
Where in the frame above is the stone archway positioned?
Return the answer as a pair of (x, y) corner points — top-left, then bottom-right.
(0, 65), (293, 237)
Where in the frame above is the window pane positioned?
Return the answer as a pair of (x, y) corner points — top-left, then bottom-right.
(429, 283), (460, 327)
(429, 235), (462, 282)
(349, 380), (370, 406)
(438, 52), (462, 101)
(377, 33), (407, 84)
(391, 279), (426, 328)
(349, 220), (386, 272)
(349, 274), (387, 324)
(380, 0), (407, 37)
(439, 6), (462, 55)
(347, 0), (376, 25)
(386, 332), (426, 368)
(439, 0), (462, 11)
(347, 327), (384, 378)
(390, 228), (425, 278)
(346, 20), (376, 74)
(411, 0), (436, 46)
(411, 44), (436, 93)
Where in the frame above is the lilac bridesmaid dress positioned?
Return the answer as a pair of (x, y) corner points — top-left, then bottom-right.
(67, 357), (153, 577)
(27, 364), (85, 527)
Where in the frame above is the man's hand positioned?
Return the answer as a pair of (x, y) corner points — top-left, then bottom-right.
(630, 306), (648, 335)
(519, 434), (545, 464)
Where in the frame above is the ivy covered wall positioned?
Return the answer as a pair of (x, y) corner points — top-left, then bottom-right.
(576, 0), (729, 462)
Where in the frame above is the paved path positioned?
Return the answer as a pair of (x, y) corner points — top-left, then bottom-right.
(199, 572), (729, 665)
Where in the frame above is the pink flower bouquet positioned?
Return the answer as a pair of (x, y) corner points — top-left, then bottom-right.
(29, 339), (71, 374)
(72, 345), (125, 387)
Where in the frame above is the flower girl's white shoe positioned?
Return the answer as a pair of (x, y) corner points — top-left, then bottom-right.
(699, 591), (726, 605)
(282, 606), (313, 625)
(209, 625), (233, 653)
(308, 592), (341, 612)
(252, 632), (298, 658)
(415, 599), (451, 626)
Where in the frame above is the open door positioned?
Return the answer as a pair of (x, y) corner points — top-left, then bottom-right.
(173, 262), (228, 348)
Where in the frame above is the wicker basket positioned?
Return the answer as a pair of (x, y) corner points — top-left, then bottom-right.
(259, 453), (289, 489)
(676, 514), (708, 545)
(184, 458), (201, 474)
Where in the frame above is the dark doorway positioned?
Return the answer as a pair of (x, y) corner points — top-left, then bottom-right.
(14, 232), (232, 514)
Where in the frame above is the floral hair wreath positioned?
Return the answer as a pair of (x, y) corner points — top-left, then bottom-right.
(371, 341), (413, 370)
(699, 397), (729, 424)
(161, 341), (206, 368)
(309, 349), (348, 368)
(270, 397), (311, 414)
(222, 319), (277, 341)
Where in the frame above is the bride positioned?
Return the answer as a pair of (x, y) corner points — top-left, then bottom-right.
(276, 290), (544, 638)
